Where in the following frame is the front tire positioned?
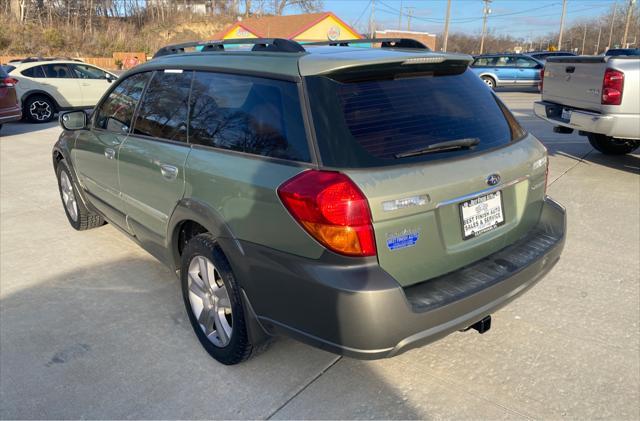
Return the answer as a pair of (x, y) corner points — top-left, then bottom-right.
(24, 95), (56, 123)
(587, 133), (640, 155)
(181, 234), (253, 365)
(56, 160), (105, 230)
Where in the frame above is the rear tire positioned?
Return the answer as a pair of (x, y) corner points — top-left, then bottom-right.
(481, 76), (496, 90)
(56, 160), (105, 230)
(24, 95), (56, 123)
(181, 234), (254, 365)
(587, 133), (640, 155)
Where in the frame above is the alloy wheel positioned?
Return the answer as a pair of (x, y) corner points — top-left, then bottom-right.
(187, 255), (233, 347)
(59, 171), (78, 222)
(29, 100), (52, 121)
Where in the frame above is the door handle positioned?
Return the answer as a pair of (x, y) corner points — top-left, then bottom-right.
(160, 164), (178, 180)
(565, 66), (575, 73)
(104, 148), (115, 160)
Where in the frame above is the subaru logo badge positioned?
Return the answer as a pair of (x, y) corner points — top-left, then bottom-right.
(487, 174), (501, 186)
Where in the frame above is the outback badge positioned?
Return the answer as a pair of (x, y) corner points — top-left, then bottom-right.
(486, 173), (501, 186)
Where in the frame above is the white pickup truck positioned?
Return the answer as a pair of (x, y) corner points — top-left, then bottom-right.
(534, 55), (639, 155)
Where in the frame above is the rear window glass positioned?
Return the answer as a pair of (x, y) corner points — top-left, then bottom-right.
(21, 66), (46, 78)
(42, 64), (73, 78)
(188, 71), (310, 162)
(473, 57), (496, 66)
(306, 69), (525, 168)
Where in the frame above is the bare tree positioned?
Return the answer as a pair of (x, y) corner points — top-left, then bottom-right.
(273, 0), (322, 15)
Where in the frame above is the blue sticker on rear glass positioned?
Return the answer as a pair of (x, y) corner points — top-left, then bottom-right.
(386, 229), (420, 250)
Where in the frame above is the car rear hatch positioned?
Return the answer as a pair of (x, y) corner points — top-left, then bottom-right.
(304, 57), (548, 287)
(542, 56), (607, 112)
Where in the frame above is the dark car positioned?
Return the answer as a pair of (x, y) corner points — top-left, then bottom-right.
(0, 65), (22, 131)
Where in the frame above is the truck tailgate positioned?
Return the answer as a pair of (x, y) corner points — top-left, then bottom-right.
(542, 57), (606, 112)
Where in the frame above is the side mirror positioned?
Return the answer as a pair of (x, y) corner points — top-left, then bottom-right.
(106, 74), (116, 83)
(60, 110), (87, 131)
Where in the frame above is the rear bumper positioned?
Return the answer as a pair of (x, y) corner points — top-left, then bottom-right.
(0, 105), (22, 124)
(225, 197), (566, 360)
(534, 101), (640, 139)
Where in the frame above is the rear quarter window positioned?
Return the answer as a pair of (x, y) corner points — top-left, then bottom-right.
(306, 68), (525, 168)
(21, 66), (46, 78)
(188, 71), (310, 162)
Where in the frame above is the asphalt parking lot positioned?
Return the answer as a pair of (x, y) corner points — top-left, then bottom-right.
(1, 91), (639, 420)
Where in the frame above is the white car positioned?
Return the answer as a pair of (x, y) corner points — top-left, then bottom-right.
(7, 59), (118, 123)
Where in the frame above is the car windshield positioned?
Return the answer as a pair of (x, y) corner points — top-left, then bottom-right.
(306, 68), (525, 168)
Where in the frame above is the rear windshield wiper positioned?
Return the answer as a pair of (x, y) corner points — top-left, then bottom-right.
(395, 138), (480, 158)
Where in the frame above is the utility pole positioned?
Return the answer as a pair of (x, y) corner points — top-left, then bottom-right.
(581, 24), (587, 54)
(595, 25), (602, 54)
(622, 0), (637, 48)
(405, 7), (415, 31)
(479, 0), (492, 54)
(398, 0), (403, 29)
(442, 0), (452, 51)
(369, 0), (376, 38)
(608, 2), (618, 50)
(558, 0), (567, 50)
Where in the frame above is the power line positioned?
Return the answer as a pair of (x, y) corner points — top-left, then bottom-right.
(377, 1), (562, 24)
(352, 0), (372, 28)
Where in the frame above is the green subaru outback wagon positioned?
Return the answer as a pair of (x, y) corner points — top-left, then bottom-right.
(53, 38), (566, 365)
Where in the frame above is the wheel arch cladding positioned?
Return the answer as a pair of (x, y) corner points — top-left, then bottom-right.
(168, 198), (242, 270)
(23, 90), (60, 110)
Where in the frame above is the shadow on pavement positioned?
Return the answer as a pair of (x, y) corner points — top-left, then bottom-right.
(0, 121), (58, 137)
(0, 258), (421, 419)
(556, 148), (640, 176)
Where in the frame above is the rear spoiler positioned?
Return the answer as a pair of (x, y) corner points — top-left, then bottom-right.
(306, 38), (430, 50)
(318, 55), (473, 82)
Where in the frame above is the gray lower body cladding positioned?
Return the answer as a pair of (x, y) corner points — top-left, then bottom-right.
(222, 197), (566, 359)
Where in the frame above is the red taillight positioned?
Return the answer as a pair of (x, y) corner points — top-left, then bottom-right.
(539, 67), (545, 91)
(601, 68), (624, 105)
(277, 170), (377, 257)
(0, 77), (18, 87)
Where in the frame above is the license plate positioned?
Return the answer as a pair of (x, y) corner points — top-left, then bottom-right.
(460, 191), (505, 240)
(561, 108), (571, 121)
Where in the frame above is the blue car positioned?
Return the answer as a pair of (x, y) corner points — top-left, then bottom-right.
(470, 54), (544, 90)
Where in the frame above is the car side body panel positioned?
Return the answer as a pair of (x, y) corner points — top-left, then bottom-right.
(183, 146), (324, 259)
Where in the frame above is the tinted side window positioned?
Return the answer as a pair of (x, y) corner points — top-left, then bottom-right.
(494, 56), (516, 67)
(94, 72), (150, 133)
(189, 71), (310, 162)
(516, 58), (538, 68)
(71, 64), (108, 79)
(473, 57), (496, 66)
(42, 64), (73, 78)
(21, 66), (46, 78)
(132, 71), (192, 143)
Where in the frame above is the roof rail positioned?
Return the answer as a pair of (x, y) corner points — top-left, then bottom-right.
(306, 38), (430, 50)
(153, 38), (306, 58)
(8, 56), (84, 63)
